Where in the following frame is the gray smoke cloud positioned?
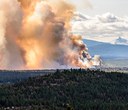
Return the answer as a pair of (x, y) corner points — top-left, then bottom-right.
(0, 0), (101, 70)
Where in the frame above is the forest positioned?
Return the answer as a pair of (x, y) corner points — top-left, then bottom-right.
(0, 69), (128, 110)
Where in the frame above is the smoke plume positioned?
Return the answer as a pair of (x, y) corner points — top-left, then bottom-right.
(0, 0), (101, 70)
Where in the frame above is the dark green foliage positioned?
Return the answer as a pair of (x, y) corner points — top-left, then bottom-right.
(0, 69), (128, 110)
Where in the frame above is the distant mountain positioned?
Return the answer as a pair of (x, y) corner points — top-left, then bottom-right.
(83, 39), (128, 59)
(114, 37), (128, 45)
(83, 39), (104, 47)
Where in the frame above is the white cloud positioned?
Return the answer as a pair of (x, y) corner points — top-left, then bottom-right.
(72, 12), (128, 43)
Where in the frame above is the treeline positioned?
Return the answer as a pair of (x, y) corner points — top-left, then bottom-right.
(0, 69), (128, 110)
(0, 70), (54, 83)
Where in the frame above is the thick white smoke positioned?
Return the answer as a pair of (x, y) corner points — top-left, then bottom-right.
(0, 11), (9, 68)
(0, 0), (101, 70)
(0, 0), (24, 69)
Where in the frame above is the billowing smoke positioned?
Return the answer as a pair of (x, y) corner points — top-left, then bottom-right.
(0, 0), (101, 70)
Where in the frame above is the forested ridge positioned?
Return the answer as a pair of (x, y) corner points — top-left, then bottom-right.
(0, 69), (128, 110)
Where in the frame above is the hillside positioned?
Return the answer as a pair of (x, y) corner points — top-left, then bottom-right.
(0, 69), (128, 110)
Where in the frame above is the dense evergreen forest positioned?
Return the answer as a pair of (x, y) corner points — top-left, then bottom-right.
(0, 69), (128, 110)
(0, 70), (55, 83)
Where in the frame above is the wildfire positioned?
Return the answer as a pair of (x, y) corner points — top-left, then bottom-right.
(0, 0), (101, 69)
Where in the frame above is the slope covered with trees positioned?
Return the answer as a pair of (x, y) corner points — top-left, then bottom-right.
(0, 69), (128, 110)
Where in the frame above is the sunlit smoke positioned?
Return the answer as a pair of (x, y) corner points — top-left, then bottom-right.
(0, 0), (101, 70)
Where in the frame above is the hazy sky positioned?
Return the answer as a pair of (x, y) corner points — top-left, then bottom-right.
(70, 0), (128, 43)
(70, 0), (128, 17)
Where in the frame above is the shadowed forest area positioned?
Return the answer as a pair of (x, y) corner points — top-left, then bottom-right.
(0, 69), (128, 110)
